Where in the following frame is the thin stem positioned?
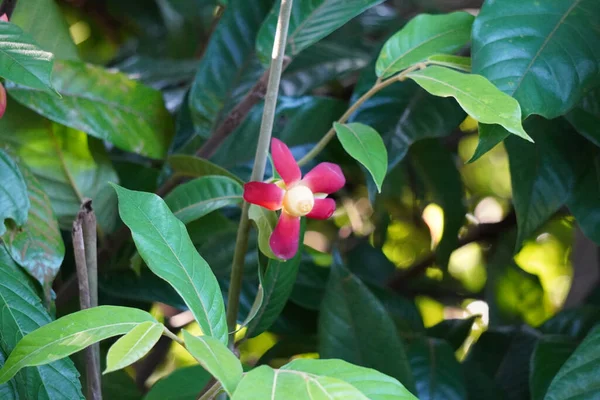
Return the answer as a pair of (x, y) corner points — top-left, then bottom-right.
(163, 327), (184, 346)
(296, 63), (426, 167)
(225, 0), (295, 348)
(197, 381), (223, 400)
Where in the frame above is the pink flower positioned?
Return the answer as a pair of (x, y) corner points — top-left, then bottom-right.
(0, 82), (6, 119)
(0, 14), (8, 22)
(243, 138), (345, 260)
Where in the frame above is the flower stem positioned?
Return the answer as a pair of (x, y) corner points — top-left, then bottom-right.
(296, 62), (427, 167)
(225, 0), (295, 347)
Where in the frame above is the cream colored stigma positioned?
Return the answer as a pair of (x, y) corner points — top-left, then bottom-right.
(282, 185), (314, 217)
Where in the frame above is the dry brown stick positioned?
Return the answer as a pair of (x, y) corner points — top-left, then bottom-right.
(73, 208), (102, 400)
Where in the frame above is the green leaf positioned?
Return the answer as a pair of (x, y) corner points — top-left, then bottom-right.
(112, 185), (228, 344)
(427, 316), (477, 351)
(0, 305), (155, 384)
(167, 154), (243, 184)
(427, 54), (471, 72)
(539, 306), (600, 341)
(105, 322), (164, 374)
(567, 87), (600, 147)
(0, 149), (29, 236)
(11, 0), (79, 61)
(529, 335), (577, 400)
(467, 123), (510, 163)
(7, 60), (173, 159)
(2, 161), (64, 295)
(566, 155), (600, 245)
(407, 66), (531, 141)
(408, 337), (467, 400)
(0, 22), (55, 93)
(256, 0), (386, 64)
(101, 370), (142, 400)
(144, 365), (211, 400)
(0, 349), (17, 400)
(231, 365), (369, 400)
(182, 331), (243, 395)
(410, 139), (465, 268)
(376, 12), (474, 78)
(472, 0), (600, 119)
(247, 219), (306, 337)
(545, 326), (600, 400)
(188, 0), (271, 138)
(164, 176), (242, 224)
(319, 261), (416, 393)
(248, 205), (279, 260)
(290, 260), (329, 310)
(334, 122), (387, 192)
(0, 247), (83, 399)
(283, 359), (418, 400)
(0, 102), (119, 232)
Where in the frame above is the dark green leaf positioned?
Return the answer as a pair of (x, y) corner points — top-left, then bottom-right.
(290, 260), (329, 310)
(7, 60), (173, 159)
(334, 122), (387, 192)
(102, 370), (142, 400)
(167, 155), (243, 184)
(11, 0), (79, 60)
(0, 304), (155, 385)
(283, 359), (418, 400)
(0, 247), (83, 399)
(566, 154), (600, 245)
(247, 219), (306, 337)
(0, 22), (55, 93)
(539, 306), (600, 341)
(0, 349), (17, 400)
(257, 0), (385, 64)
(165, 176), (242, 224)
(0, 102), (118, 232)
(545, 326), (600, 400)
(112, 185), (228, 344)
(319, 261), (416, 393)
(408, 337), (467, 400)
(427, 316), (477, 350)
(472, 0), (600, 119)
(182, 331), (243, 395)
(144, 365), (211, 400)
(188, 0), (271, 138)
(529, 335), (578, 400)
(467, 123), (510, 163)
(376, 12), (474, 78)
(248, 205), (279, 260)
(567, 87), (600, 147)
(410, 139), (465, 268)
(0, 149), (29, 235)
(257, 336), (318, 365)
(105, 322), (164, 374)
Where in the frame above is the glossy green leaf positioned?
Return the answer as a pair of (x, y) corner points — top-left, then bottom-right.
(472, 0), (600, 119)
(144, 365), (211, 400)
(506, 118), (593, 244)
(182, 330), (243, 395)
(188, 0), (270, 138)
(0, 102), (119, 232)
(0, 150), (29, 236)
(231, 365), (369, 400)
(2, 161), (64, 294)
(319, 261), (416, 393)
(256, 0), (385, 64)
(7, 60), (173, 159)
(467, 123), (510, 163)
(334, 122), (387, 192)
(0, 22), (55, 93)
(529, 335), (577, 400)
(407, 66), (531, 141)
(283, 359), (418, 400)
(376, 12), (474, 78)
(11, 0), (79, 61)
(0, 305), (155, 384)
(167, 154), (243, 184)
(0, 247), (83, 399)
(427, 54), (471, 72)
(408, 338), (467, 400)
(567, 87), (600, 147)
(165, 176), (242, 224)
(427, 316), (477, 350)
(545, 326), (600, 400)
(248, 205), (279, 260)
(410, 139), (465, 268)
(112, 185), (228, 343)
(105, 322), (164, 374)
(247, 219), (306, 337)
(290, 260), (329, 310)
(540, 306), (600, 341)
(566, 155), (600, 245)
(0, 349), (17, 400)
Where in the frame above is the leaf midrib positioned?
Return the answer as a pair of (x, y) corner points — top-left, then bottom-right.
(0, 27), (52, 89)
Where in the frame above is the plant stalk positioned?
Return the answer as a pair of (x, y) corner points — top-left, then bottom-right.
(225, 0), (295, 347)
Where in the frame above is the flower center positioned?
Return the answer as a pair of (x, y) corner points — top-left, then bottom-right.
(282, 185), (314, 217)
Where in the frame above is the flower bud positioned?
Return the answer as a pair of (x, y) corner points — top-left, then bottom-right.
(282, 185), (314, 217)
(0, 82), (6, 119)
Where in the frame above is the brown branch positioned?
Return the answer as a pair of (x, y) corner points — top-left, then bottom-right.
(386, 211), (517, 291)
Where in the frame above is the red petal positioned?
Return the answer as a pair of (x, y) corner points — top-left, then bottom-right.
(0, 83), (5, 119)
(301, 163), (345, 194)
(306, 198), (336, 220)
(271, 138), (301, 187)
(0, 14), (8, 22)
(270, 212), (300, 260)
(243, 182), (284, 210)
